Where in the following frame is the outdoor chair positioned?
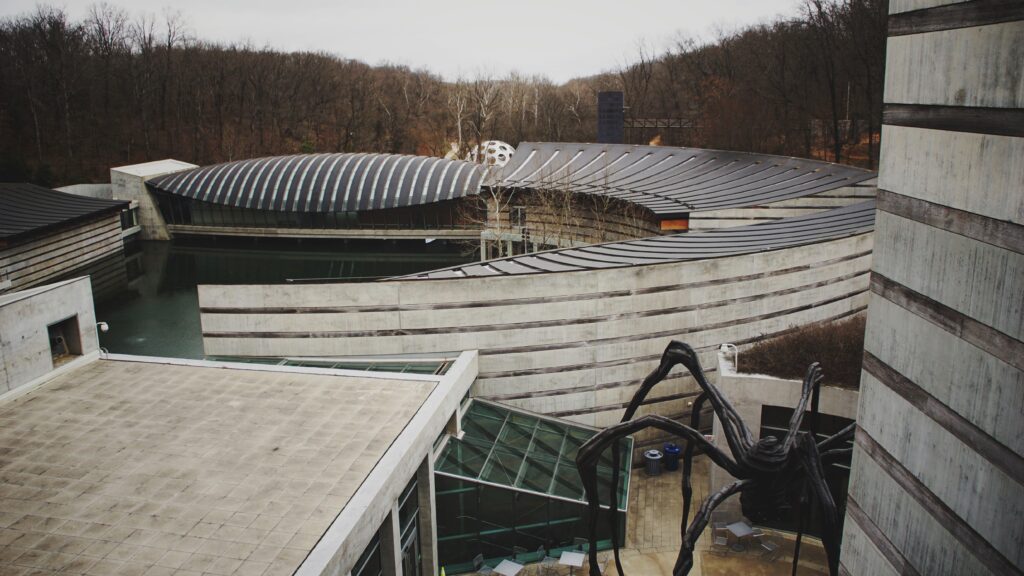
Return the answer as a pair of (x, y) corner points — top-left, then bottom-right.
(708, 533), (730, 557)
(473, 553), (495, 575)
(540, 555), (559, 576)
(760, 539), (780, 562)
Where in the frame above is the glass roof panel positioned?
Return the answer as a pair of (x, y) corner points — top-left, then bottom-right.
(437, 400), (632, 511)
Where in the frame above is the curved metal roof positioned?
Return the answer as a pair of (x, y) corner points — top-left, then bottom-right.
(488, 142), (875, 215)
(397, 201), (875, 279)
(147, 153), (486, 212)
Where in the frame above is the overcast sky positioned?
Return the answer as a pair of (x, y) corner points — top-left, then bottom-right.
(3, 0), (802, 82)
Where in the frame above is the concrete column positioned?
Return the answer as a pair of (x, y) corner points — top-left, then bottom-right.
(417, 456), (438, 576)
(110, 160), (195, 241)
(445, 411), (462, 439)
(381, 505), (403, 576)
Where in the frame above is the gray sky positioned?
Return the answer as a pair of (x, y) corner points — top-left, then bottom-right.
(4, 0), (801, 82)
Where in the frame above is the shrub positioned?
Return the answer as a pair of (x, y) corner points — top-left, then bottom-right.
(739, 315), (866, 389)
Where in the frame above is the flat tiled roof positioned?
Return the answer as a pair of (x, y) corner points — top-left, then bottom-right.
(0, 359), (433, 576)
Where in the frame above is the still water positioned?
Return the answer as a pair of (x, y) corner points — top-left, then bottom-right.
(95, 239), (473, 358)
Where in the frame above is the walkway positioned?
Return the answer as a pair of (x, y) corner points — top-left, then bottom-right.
(616, 456), (831, 576)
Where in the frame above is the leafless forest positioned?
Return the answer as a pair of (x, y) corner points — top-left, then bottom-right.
(0, 0), (886, 186)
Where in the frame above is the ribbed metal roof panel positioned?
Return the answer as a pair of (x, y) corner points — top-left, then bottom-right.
(397, 201), (875, 279)
(487, 142), (874, 215)
(0, 183), (128, 242)
(147, 153), (487, 212)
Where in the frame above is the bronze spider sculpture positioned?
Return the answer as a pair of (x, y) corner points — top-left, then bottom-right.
(576, 341), (855, 576)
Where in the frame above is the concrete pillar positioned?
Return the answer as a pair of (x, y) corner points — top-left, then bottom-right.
(417, 456), (438, 576)
(110, 159), (196, 241)
(380, 505), (403, 576)
(445, 411), (462, 439)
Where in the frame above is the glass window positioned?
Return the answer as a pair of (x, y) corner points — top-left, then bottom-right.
(759, 405), (854, 537)
(435, 400), (631, 574)
(352, 531), (383, 576)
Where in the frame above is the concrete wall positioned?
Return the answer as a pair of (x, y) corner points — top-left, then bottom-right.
(708, 350), (860, 499)
(199, 231), (873, 454)
(690, 181), (877, 230)
(0, 213), (126, 299)
(110, 159), (196, 241)
(55, 183), (113, 199)
(0, 277), (99, 394)
(840, 4), (1024, 576)
(297, 350), (477, 576)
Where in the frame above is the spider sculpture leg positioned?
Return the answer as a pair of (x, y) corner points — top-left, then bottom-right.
(782, 362), (824, 453)
(620, 341), (755, 459)
(817, 421), (855, 453)
(681, 393), (708, 539)
(576, 415), (742, 576)
(796, 432), (843, 576)
(672, 479), (753, 576)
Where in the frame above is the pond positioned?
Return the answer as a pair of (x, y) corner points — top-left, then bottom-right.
(95, 238), (474, 359)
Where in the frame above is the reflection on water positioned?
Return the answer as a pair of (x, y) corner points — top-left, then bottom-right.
(95, 239), (473, 359)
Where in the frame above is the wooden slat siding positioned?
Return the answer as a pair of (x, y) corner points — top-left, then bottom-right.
(863, 351), (1024, 486)
(855, 427), (1023, 576)
(200, 250), (872, 314)
(845, 496), (923, 576)
(204, 284), (868, 342)
(877, 189), (1024, 254)
(2, 218), (120, 276)
(0, 215), (120, 261)
(2, 219), (124, 293)
(870, 273), (1024, 370)
(12, 244), (123, 294)
(7, 231), (123, 290)
(883, 104), (1024, 138)
(0, 225), (121, 285)
(888, 0), (1024, 36)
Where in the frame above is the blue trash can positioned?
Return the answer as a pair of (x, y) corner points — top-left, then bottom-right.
(643, 449), (663, 476)
(663, 443), (681, 471)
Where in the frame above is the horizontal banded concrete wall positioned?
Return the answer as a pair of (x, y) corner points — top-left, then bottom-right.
(840, 3), (1023, 576)
(689, 181), (877, 230)
(199, 232), (873, 452)
(0, 214), (126, 300)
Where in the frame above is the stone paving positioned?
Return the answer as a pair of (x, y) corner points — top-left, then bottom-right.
(614, 457), (829, 576)
(0, 359), (433, 576)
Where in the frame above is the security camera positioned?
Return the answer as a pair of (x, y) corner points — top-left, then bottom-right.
(97, 322), (109, 333)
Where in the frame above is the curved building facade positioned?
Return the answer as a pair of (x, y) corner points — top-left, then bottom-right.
(198, 202), (875, 452)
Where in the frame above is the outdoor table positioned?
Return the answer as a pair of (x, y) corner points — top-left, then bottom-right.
(726, 521), (754, 551)
(559, 550), (586, 575)
(494, 559), (524, 576)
